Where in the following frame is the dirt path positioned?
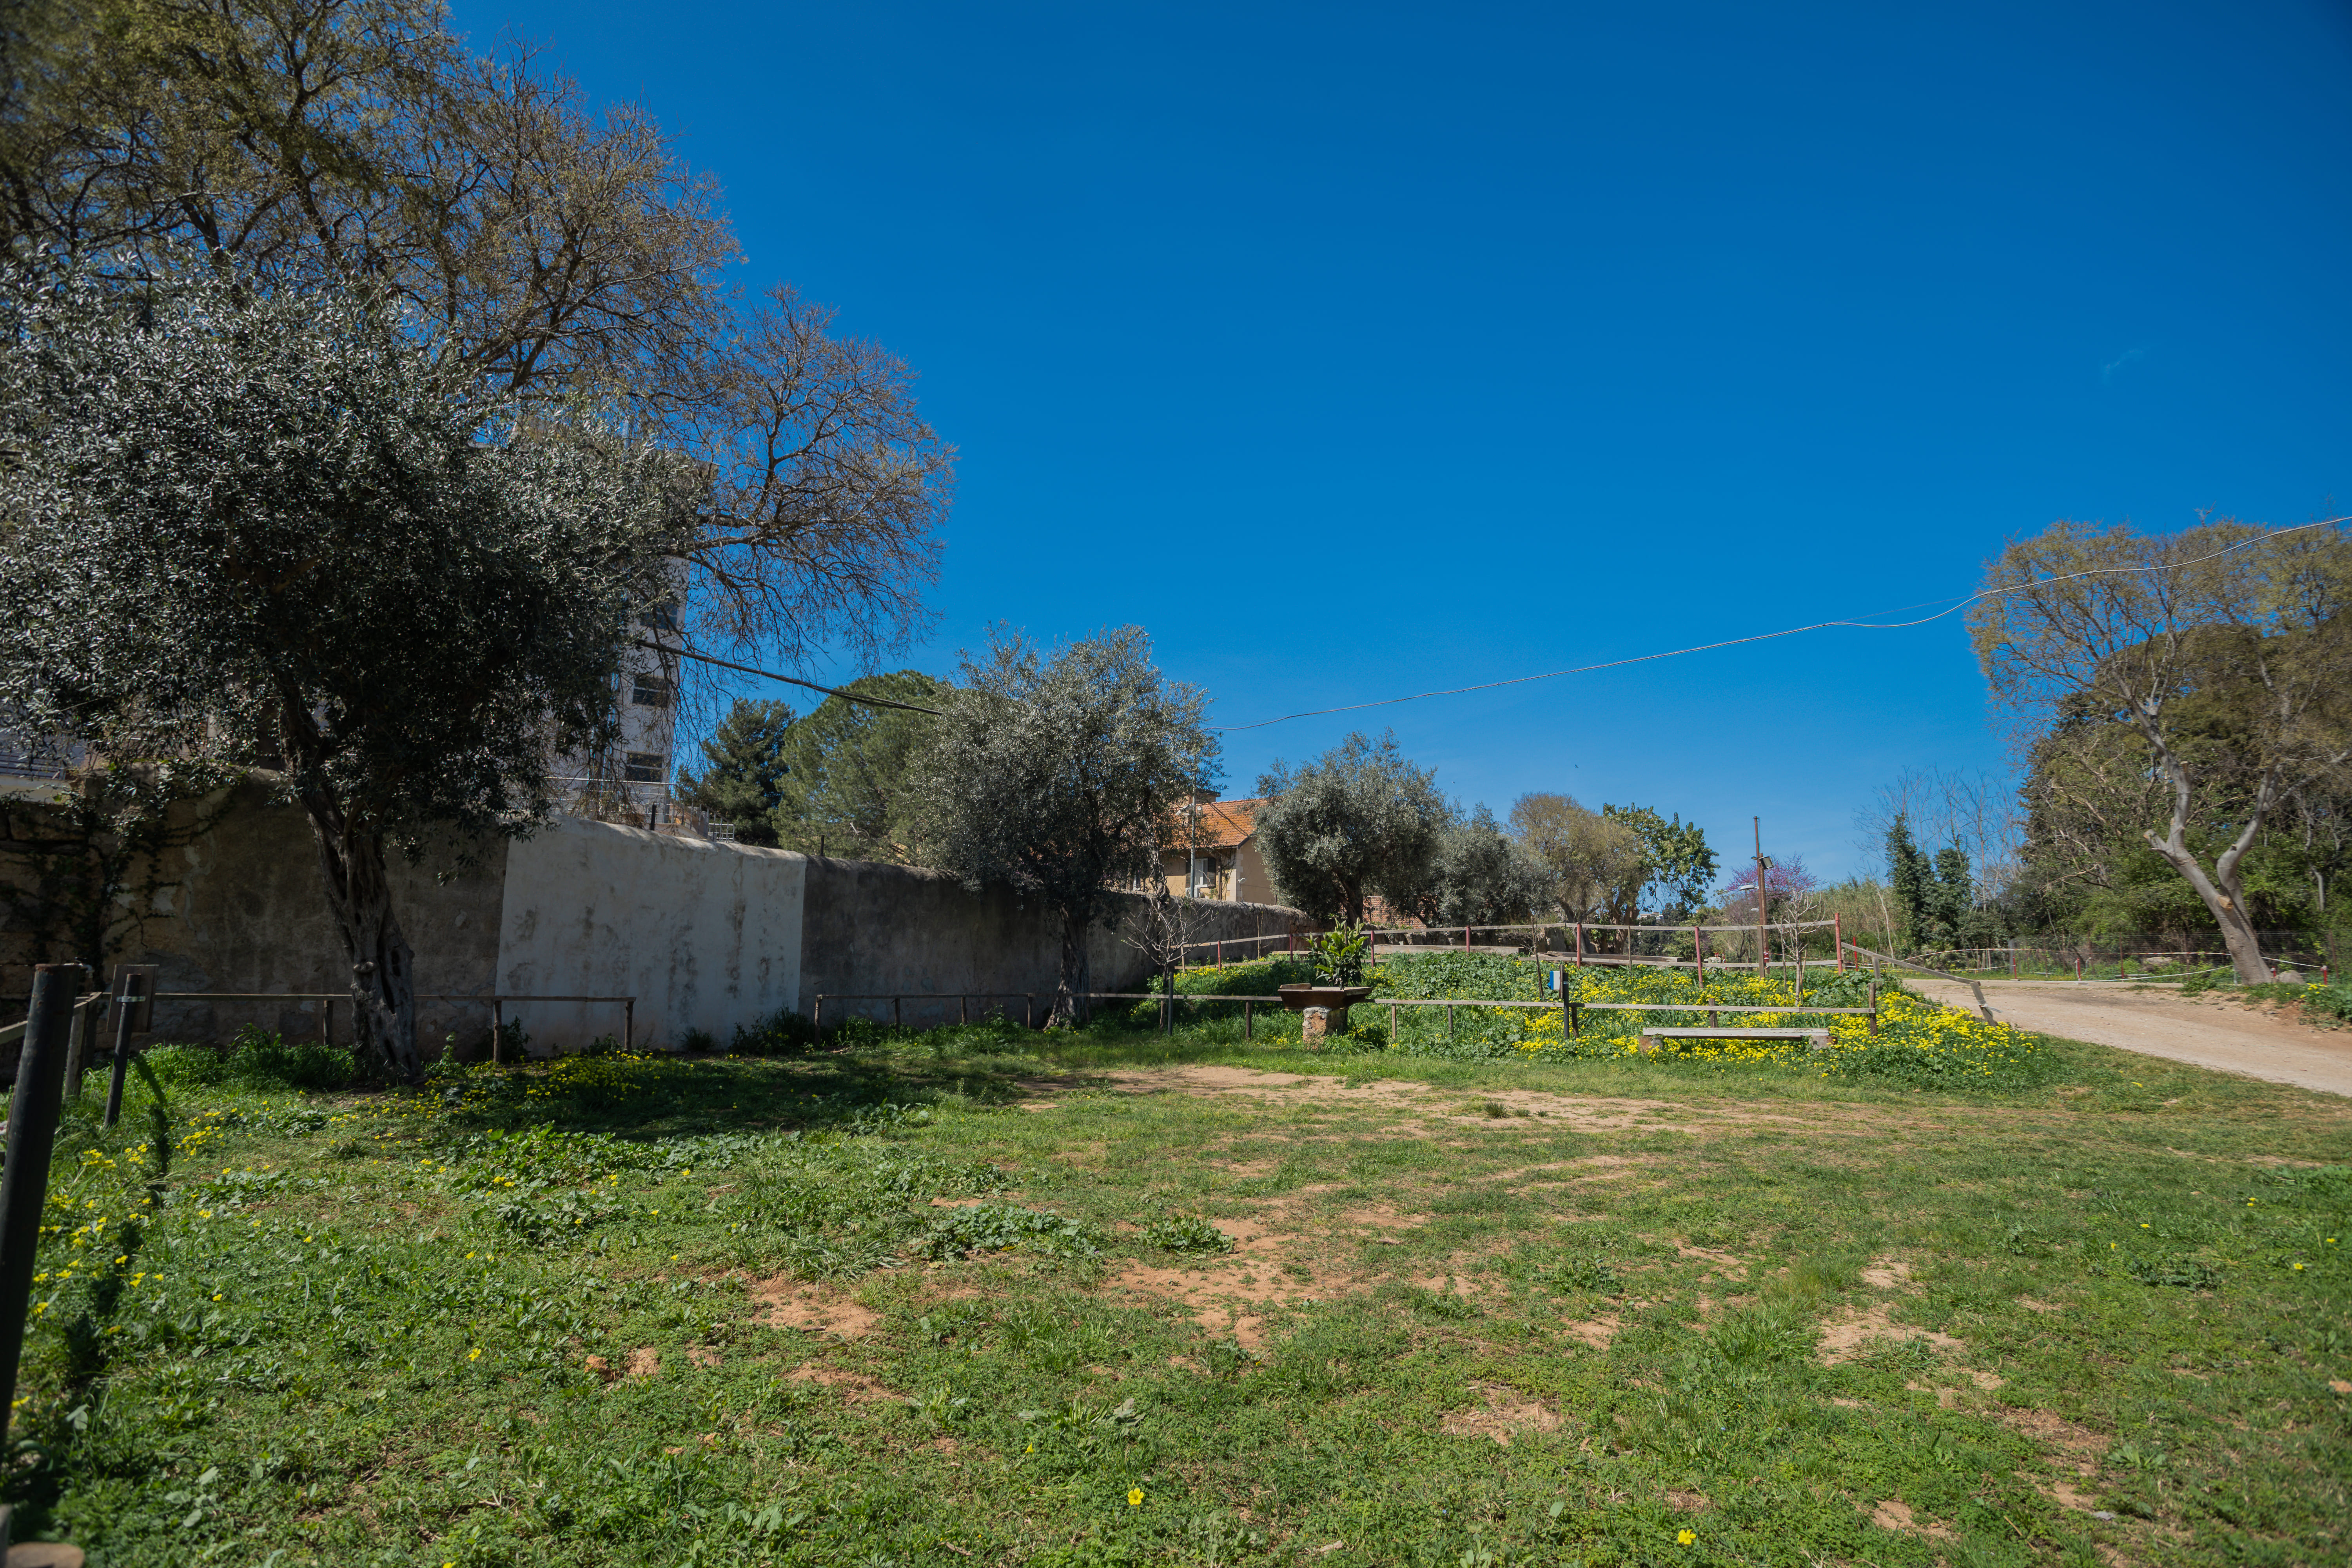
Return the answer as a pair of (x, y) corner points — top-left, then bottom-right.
(1907, 978), (2352, 1097)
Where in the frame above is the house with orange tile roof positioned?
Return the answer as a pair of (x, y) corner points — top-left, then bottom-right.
(1137, 792), (1275, 902)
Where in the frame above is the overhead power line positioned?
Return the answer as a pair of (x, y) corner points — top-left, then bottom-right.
(1210, 517), (2350, 733)
(637, 641), (945, 716)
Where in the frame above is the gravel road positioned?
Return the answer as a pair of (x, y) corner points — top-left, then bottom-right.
(1904, 977), (2352, 1098)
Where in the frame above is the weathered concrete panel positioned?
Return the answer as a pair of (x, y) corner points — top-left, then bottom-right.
(797, 855), (1301, 1029)
(494, 815), (804, 1053)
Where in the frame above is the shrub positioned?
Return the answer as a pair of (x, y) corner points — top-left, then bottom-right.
(143, 1026), (359, 1092)
(2295, 984), (2352, 1028)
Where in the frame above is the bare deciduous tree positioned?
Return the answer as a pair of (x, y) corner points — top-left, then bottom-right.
(1969, 517), (2352, 982)
(4, 0), (954, 680)
(1854, 766), (2024, 911)
(1508, 793), (1643, 928)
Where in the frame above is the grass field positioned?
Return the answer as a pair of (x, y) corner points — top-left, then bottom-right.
(5, 993), (2348, 1567)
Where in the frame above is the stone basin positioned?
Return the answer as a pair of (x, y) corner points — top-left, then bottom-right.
(1276, 984), (1376, 1013)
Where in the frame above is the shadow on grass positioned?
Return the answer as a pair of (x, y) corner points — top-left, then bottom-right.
(371, 1002), (2350, 1158)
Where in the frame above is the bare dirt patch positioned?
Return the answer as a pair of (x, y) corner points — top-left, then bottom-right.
(1816, 1303), (1964, 1365)
(1860, 1258), (1915, 1290)
(1331, 1201), (1430, 1235)
(2026, 1471), (2102, 1512)
(1666, 1489), (1708, 1513)
(1868, 1497), (1955, 1539)
(784, 1364), (898, 1404)
(2017, 1296), (2062, 1313)
(1671, 1240), (1749, 1280)
(1439, 1383), (1564, 1446)
(1562, 1315), (1620, 1349)
(754, 1278), (880, 1339)
(1103, 1212), (1371, 1349)
(624, 1346), (660, 1378)
(1998, 1406), (2110, 1474)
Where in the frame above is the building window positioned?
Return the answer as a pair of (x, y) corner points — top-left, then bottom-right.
(631, 673), (671, 709)
(634, 597), (681, 633)
(623, 752), (664, 784)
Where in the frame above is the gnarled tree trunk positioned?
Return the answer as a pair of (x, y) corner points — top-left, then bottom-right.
(1052, 906), (1093, 1028)
(2143, 750), (2278, 985)
(295, 784), (423, 1083)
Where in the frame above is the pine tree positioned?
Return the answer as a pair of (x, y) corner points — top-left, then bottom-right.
(1887, 813), (1936, 951)
(675, 700), (796, 846)
(1930, 846), (1974, 947)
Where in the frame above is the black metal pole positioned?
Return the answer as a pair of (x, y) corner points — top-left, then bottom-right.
(102, 971), (147, 1129)
(0, 966), (80, 1456)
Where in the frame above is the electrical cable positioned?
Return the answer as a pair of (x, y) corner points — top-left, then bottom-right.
(635, 641), (944, 716)
(1211, 517), (2350, 732)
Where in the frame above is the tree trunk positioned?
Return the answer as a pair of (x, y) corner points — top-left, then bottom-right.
(297, 786), (423, 1082)
(1051, 906), (1093, 1028)
(2137, 735), (2278, 985)
(2142, 825), (2271, 984)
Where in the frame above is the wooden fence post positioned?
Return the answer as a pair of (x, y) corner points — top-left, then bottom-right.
(1834, 915), (1844, 973)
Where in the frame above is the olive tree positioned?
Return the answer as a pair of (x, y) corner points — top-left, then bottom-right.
(907, 628), (1213, 1026)
(1970, 517), (2352, 982)
(0, 264), (675, 1079)
(1395, 806), (1551, 928)
(1253, 732), (1448, 926)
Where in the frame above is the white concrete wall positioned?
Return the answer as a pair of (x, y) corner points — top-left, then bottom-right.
(493, 816), (806, 1052)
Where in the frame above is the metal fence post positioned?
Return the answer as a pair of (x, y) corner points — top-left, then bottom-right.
(0, 967), (80, 1461)
(624, 998), (634, 1052)
(102, 967), (154, 1130)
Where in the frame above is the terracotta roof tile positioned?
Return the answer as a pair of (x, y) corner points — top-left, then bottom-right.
(1172, 797), (1265, 849)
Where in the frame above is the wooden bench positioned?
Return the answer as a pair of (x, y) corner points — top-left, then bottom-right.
(1639, 1026), (1831, 1053)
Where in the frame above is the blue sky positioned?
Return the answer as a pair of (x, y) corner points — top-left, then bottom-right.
(454, 0), (2352, 881)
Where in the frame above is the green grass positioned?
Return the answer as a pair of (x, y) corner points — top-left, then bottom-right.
(5, 1013), (2348, 1567)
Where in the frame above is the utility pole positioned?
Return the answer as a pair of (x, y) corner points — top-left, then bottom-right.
(1753, 816), (1770, 983)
